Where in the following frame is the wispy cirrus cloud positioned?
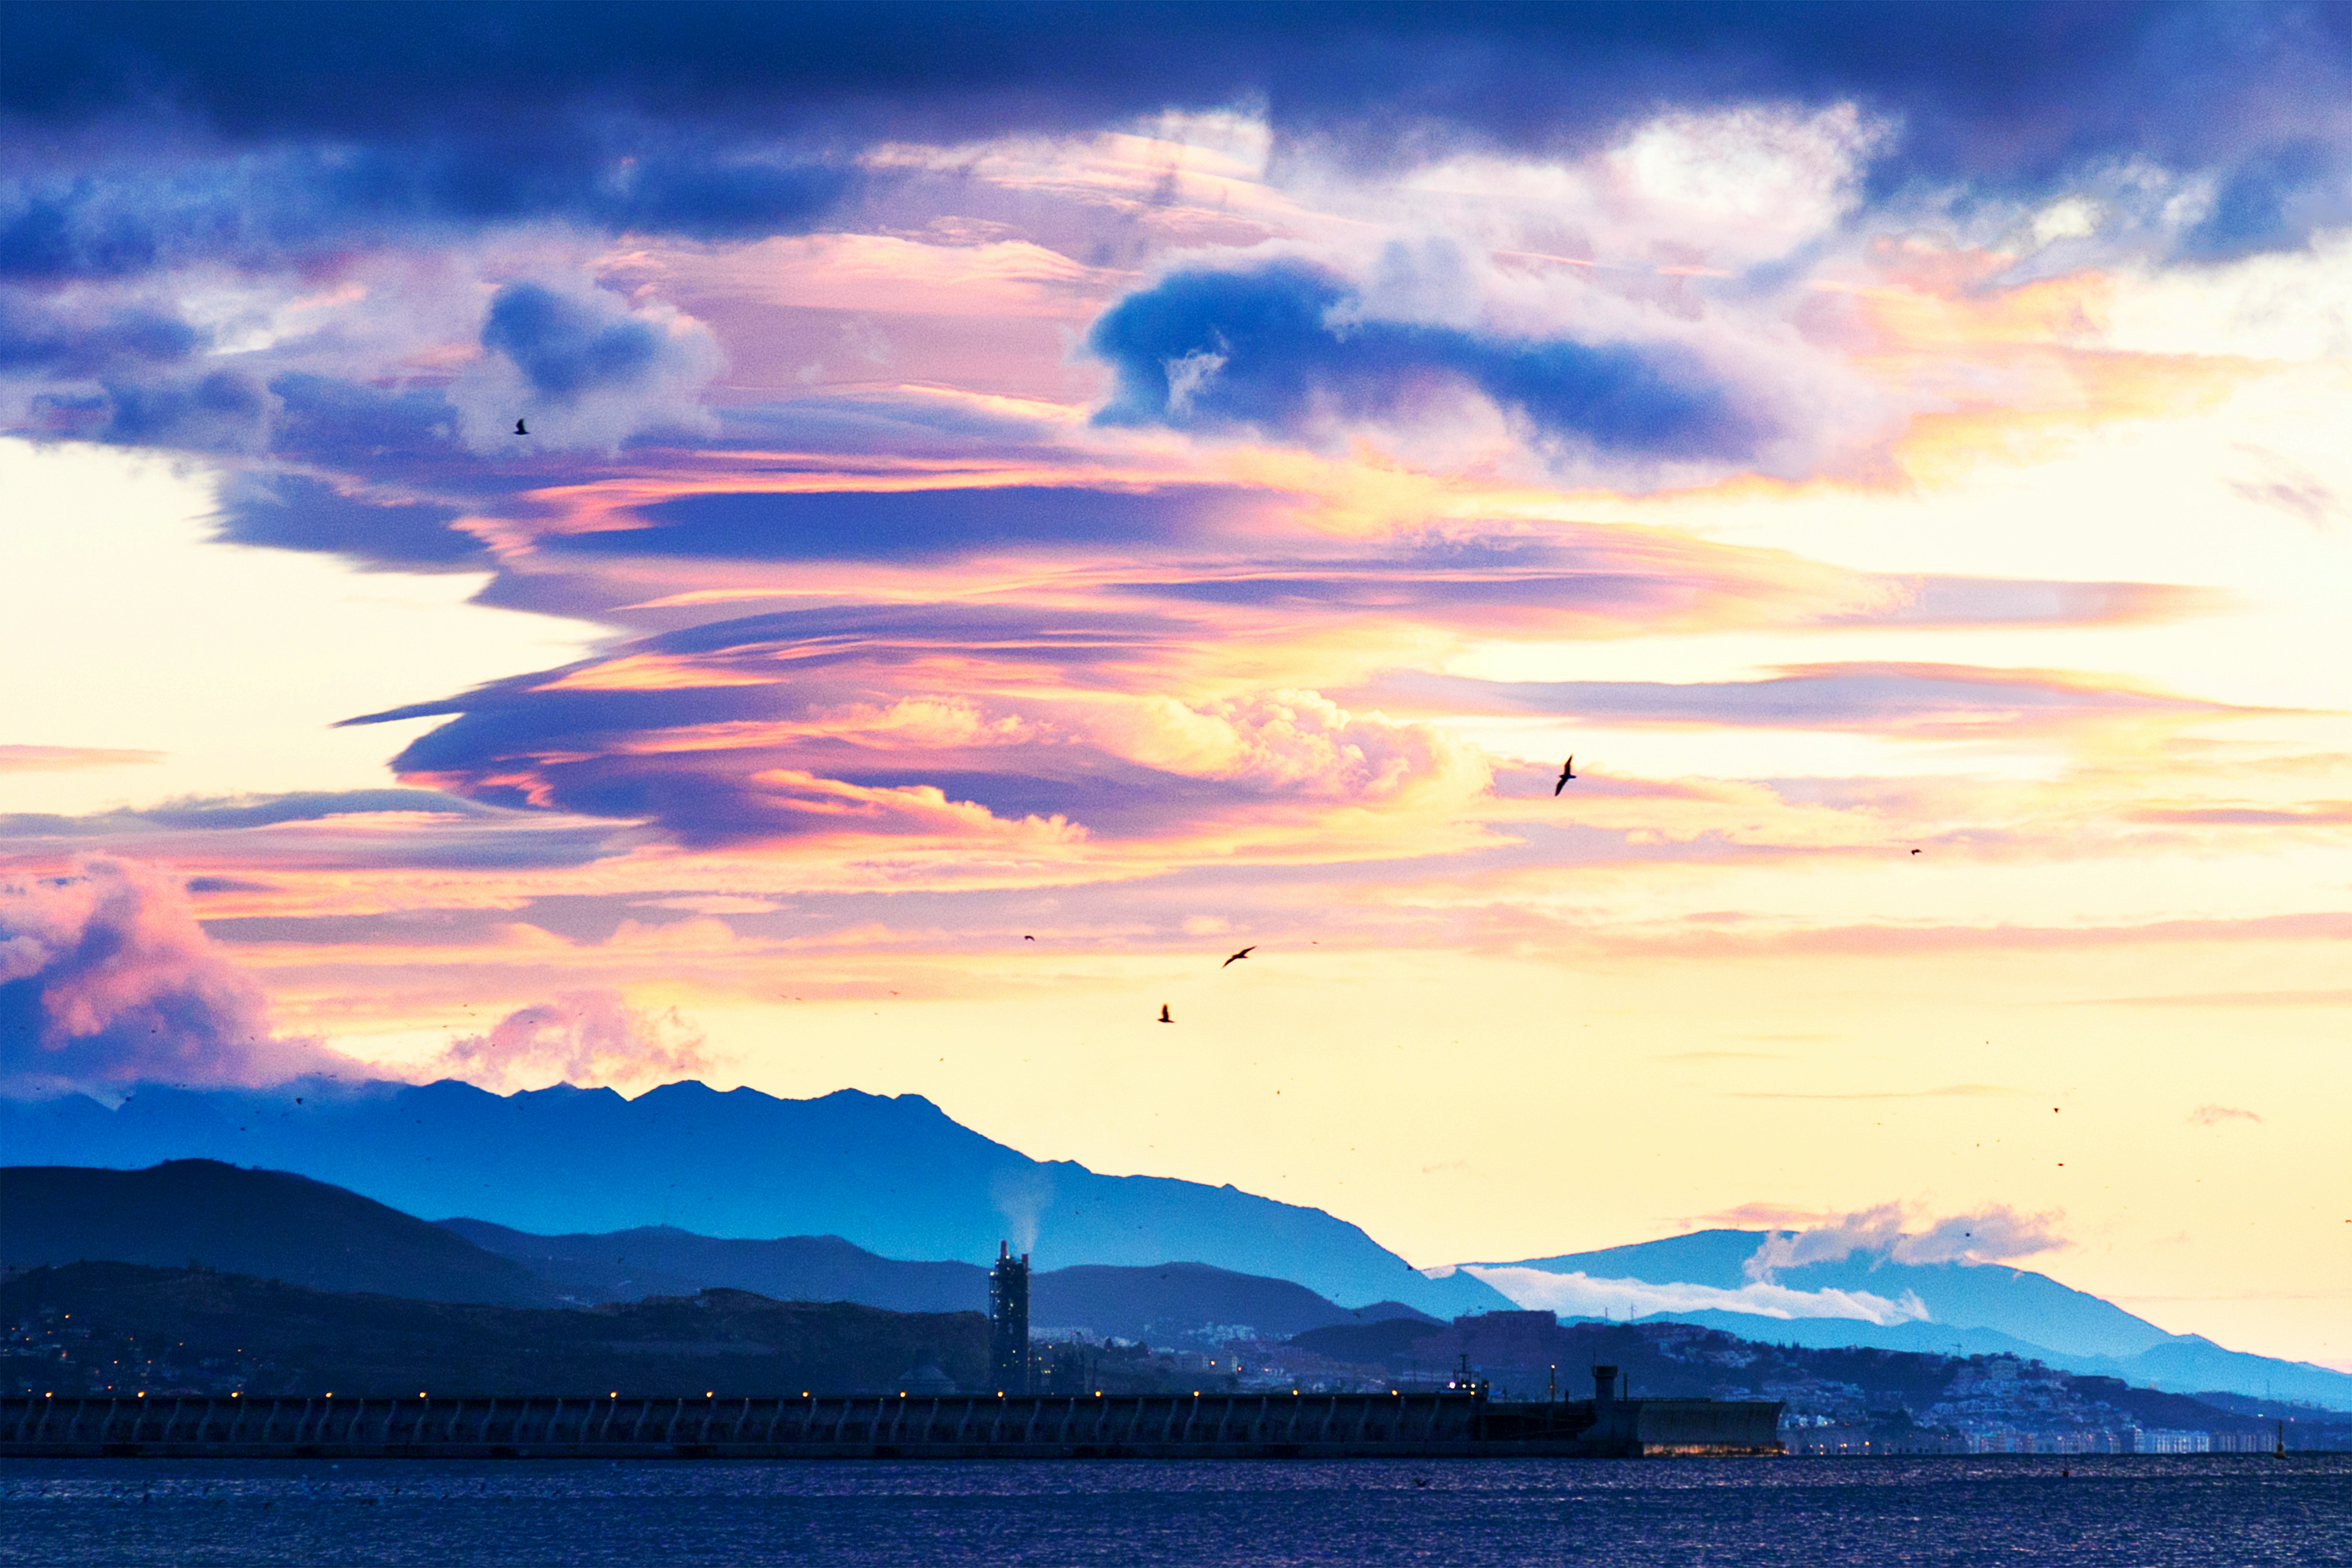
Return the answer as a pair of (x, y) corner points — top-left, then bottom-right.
(0, 745), (163, 773)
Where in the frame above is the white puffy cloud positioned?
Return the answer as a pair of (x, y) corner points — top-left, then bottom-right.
(1465, 1265), (1932, 1327)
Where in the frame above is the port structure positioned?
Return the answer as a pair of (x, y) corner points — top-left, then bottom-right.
(988, 1241), (1030, 1396)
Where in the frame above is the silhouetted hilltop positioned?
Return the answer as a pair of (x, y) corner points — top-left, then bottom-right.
(439, 1220), (986, 1311)
(447, 1216), (1439, 1346)
(0, 1162), (556, 1307)
(0, 1262), (986, 1397)
(1033, 1263), (1434, 1344)
(4, 1081), (1509, 1317)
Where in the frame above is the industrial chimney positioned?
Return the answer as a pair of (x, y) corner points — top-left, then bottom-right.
(989, 1241), (1031, 1395)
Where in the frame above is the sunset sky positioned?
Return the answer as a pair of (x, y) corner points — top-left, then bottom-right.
(3, 2), (2348, 1369)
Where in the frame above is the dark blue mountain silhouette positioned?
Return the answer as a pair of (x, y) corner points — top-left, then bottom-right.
(0, 1079), (1511, 1318)
(443, 1218), (1437, 1345)
(1, 1160), (556, 1306)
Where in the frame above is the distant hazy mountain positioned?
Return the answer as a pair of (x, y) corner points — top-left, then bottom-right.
(0, 1080), (1512, 1318)
(1031, 1264), (1435, 1346)
(1498, 1230), (2173, 1359)
(440, 1220), (985, 1312)
(0, 1161), (556, 1307)
(1473, 1230), (2352, 1410)
(445, 1218), (1438, 1346)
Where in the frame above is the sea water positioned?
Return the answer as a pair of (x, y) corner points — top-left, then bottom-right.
(3, 1455), (2346, 1566)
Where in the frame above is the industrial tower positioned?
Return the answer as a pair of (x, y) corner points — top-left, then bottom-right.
(988, 1241), (1030, 1395)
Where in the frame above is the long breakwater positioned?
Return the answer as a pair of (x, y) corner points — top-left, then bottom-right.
(1, 1391), (1782, 1459)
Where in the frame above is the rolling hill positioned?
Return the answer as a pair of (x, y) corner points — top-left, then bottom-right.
(0, 1161), (556, 1307)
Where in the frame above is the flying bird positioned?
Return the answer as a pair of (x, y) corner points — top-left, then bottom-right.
(513, 418), (529, 436)
(1023, 934), (1035, 941)
(1158, 1004), (1172, 1023)
(1222, 945), (1255, 968)
(1554, 756), (1575, 794)
(1911, 848), (1922, 855)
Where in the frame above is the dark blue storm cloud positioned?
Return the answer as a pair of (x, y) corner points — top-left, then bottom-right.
(482, 284), (664, 403)
(211, 472), (488, 570)
(0, 148), (851, 282)
(1090, 262), (1759, 459)
(7, 3), (2349, 262)
(562, 485), (1255, 563)
(0, 296), (198, 375)
(97, 367), (272, 451)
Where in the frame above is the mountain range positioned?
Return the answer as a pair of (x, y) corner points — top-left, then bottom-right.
(7, 1162), (1435, 1349)
(0, 1079), (1509, 1319)
(6, 1078), (2347, 1409)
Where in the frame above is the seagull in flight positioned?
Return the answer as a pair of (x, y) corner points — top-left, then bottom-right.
(1222, 945), (1255, 968)
(513, 418), (529, 436)
(1911, 848), (1922, 855)
(1022, 934), (1035, 941)
(1553, 756), (1575, 795)
(1158, 1004), (1172, 1023)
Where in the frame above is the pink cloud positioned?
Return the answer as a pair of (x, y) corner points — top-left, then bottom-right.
(1740, 1202), (2068, 1279)
(0, 746), (164, 773)
(431, 989), (710, 1092)
(0, 856), (348, 1097)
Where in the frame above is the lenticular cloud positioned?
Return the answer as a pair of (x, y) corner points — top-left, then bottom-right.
(0, 857), (343, 1097)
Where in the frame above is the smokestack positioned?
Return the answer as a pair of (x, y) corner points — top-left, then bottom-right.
(989, 1241), (1031, 1395)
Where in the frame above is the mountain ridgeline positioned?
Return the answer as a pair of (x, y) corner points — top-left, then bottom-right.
(0, 1079), (1509, 1319)
(7, 1163), (1437, 1350)
(1, 1162), (558, 1306)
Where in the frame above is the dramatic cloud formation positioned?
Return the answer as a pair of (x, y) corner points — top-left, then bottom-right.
(1090, 260), (1764, 466)
(4, 2), (2349, 1369)
(459, 282), (724, 451)
(0, 858), (343, 1096)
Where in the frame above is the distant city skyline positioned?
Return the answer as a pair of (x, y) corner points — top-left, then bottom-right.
(1, 2), (2347, 1372)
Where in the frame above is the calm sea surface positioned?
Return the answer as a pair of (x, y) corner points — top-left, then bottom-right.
(3, 1456), (2347, 1566)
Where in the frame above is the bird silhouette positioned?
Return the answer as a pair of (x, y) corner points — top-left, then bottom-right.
(1158, 1004), (1172, 1023)
(1222, 945), (1255, 968)
(1022, 934), (1035, 941)
(513, 418), (529, 436)
(1554, 756), (1575, 794)
(1910, 848), (1922, 855)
